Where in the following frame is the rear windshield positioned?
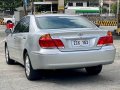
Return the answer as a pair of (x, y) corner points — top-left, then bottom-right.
(36, 16), (96, 29)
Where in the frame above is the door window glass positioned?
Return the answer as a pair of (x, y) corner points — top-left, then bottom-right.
(13, 16), (30, 33)
(13, 22), (21, 33)
(22, 17), (30, 32)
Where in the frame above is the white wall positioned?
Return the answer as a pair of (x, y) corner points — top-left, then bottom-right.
(83, 2), (87, 7)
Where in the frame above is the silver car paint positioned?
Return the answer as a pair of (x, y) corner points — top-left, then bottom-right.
(6, 15), (116, 69)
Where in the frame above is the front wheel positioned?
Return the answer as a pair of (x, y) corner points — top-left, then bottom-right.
(24, 52), (39, 81)
(85, 65), (102, 75)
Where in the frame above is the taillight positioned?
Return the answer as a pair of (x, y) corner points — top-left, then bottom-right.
(97, 31), (113, 46)
(53, 39), (64, 48)
(39, 34), (64, 49)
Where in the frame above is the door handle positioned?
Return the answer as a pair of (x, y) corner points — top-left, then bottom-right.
(14, 36), (20, 39)
(23, 37), (26, 39)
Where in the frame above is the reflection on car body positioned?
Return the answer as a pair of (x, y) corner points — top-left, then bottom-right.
(5, 14), (116, 80)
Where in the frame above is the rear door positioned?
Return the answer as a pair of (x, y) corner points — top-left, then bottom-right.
(17, 16), (30, 62)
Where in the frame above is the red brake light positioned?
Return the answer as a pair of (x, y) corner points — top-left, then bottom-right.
(39, 34), (64, 48)
(53, 39), (64, 48)
(97, 31), (113, 46)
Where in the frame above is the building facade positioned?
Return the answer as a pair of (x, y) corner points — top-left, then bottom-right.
(42, 0), (64, 12)
(65, 0), (100, 15)
(34, 0), (118, 14)
(103, 0), (117, 4)
(66, 0), (99, 7)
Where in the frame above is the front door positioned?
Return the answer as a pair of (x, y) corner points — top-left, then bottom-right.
(8, 16), (30, 64)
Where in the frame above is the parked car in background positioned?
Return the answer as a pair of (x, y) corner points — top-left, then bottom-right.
(3, 15), (15, 24)
(5, 14), (116, 80)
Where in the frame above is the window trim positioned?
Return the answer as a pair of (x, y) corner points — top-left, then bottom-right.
(13, 16), (30, 34)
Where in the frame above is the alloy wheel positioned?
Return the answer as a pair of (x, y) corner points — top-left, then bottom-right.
(25, 56), (30, 77)
(5, 48), (9, 63)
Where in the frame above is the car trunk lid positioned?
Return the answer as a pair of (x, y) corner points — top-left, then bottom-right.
(39, 28), (108, 52)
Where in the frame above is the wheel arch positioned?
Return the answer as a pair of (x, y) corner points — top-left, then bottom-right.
(23, 48), (35, 70)
(5, 42), (7, 51)
(5, 42), (7, 47)
(23, 49), (28, 62)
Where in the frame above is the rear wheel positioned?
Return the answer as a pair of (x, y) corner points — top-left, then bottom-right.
(24, 52), (39, 81)
(5, 46), (15, 64)
(85, 65), (102, 75)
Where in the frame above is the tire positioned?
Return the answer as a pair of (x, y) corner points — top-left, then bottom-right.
(85, 65), (102, 75)
(24, 52), (38, 81)
(5, 45), (15, 65)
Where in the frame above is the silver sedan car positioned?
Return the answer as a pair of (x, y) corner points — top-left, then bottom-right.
(5, 14), (116, 80)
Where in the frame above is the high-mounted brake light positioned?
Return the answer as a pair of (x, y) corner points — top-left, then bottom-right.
(39, 34), (64, 49)
(97, 31), (113, 46)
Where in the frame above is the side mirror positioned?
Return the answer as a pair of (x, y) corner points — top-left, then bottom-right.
(95, 24), (100, 27)
(5, 29), (12, 35)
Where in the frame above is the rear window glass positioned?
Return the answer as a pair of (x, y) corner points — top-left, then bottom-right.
(36, 16), (96, 29)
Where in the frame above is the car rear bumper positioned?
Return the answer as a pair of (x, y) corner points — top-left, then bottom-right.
(30, 46), (116, 69)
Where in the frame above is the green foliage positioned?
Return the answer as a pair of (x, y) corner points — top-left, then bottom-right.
(0, 0), (22, 10)
(64, 0), (67, 5)
(102, 7), (107, 13)
(111, 3), (117, 14)
(0, 0), (22, 14)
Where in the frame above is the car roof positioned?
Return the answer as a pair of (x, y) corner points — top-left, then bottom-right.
(28, 14), (79, 18)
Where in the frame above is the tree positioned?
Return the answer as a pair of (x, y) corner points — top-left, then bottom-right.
(0, 0), (22, 14)
(102, 7), (107, 14)
(111, 3), (117, 15)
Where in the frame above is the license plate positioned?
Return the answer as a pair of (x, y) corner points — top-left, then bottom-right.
(72, 40), (90, 47)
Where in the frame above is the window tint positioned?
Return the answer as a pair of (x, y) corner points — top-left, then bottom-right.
(13, 22), (21, 33)
(22, 17), (30, 32)
(13, 16), (30, 33)
(76, 3), (83, 6)
(36, 16), (96, 29)
(87, 2), (89, 6)
(68, 3), (73, 6)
